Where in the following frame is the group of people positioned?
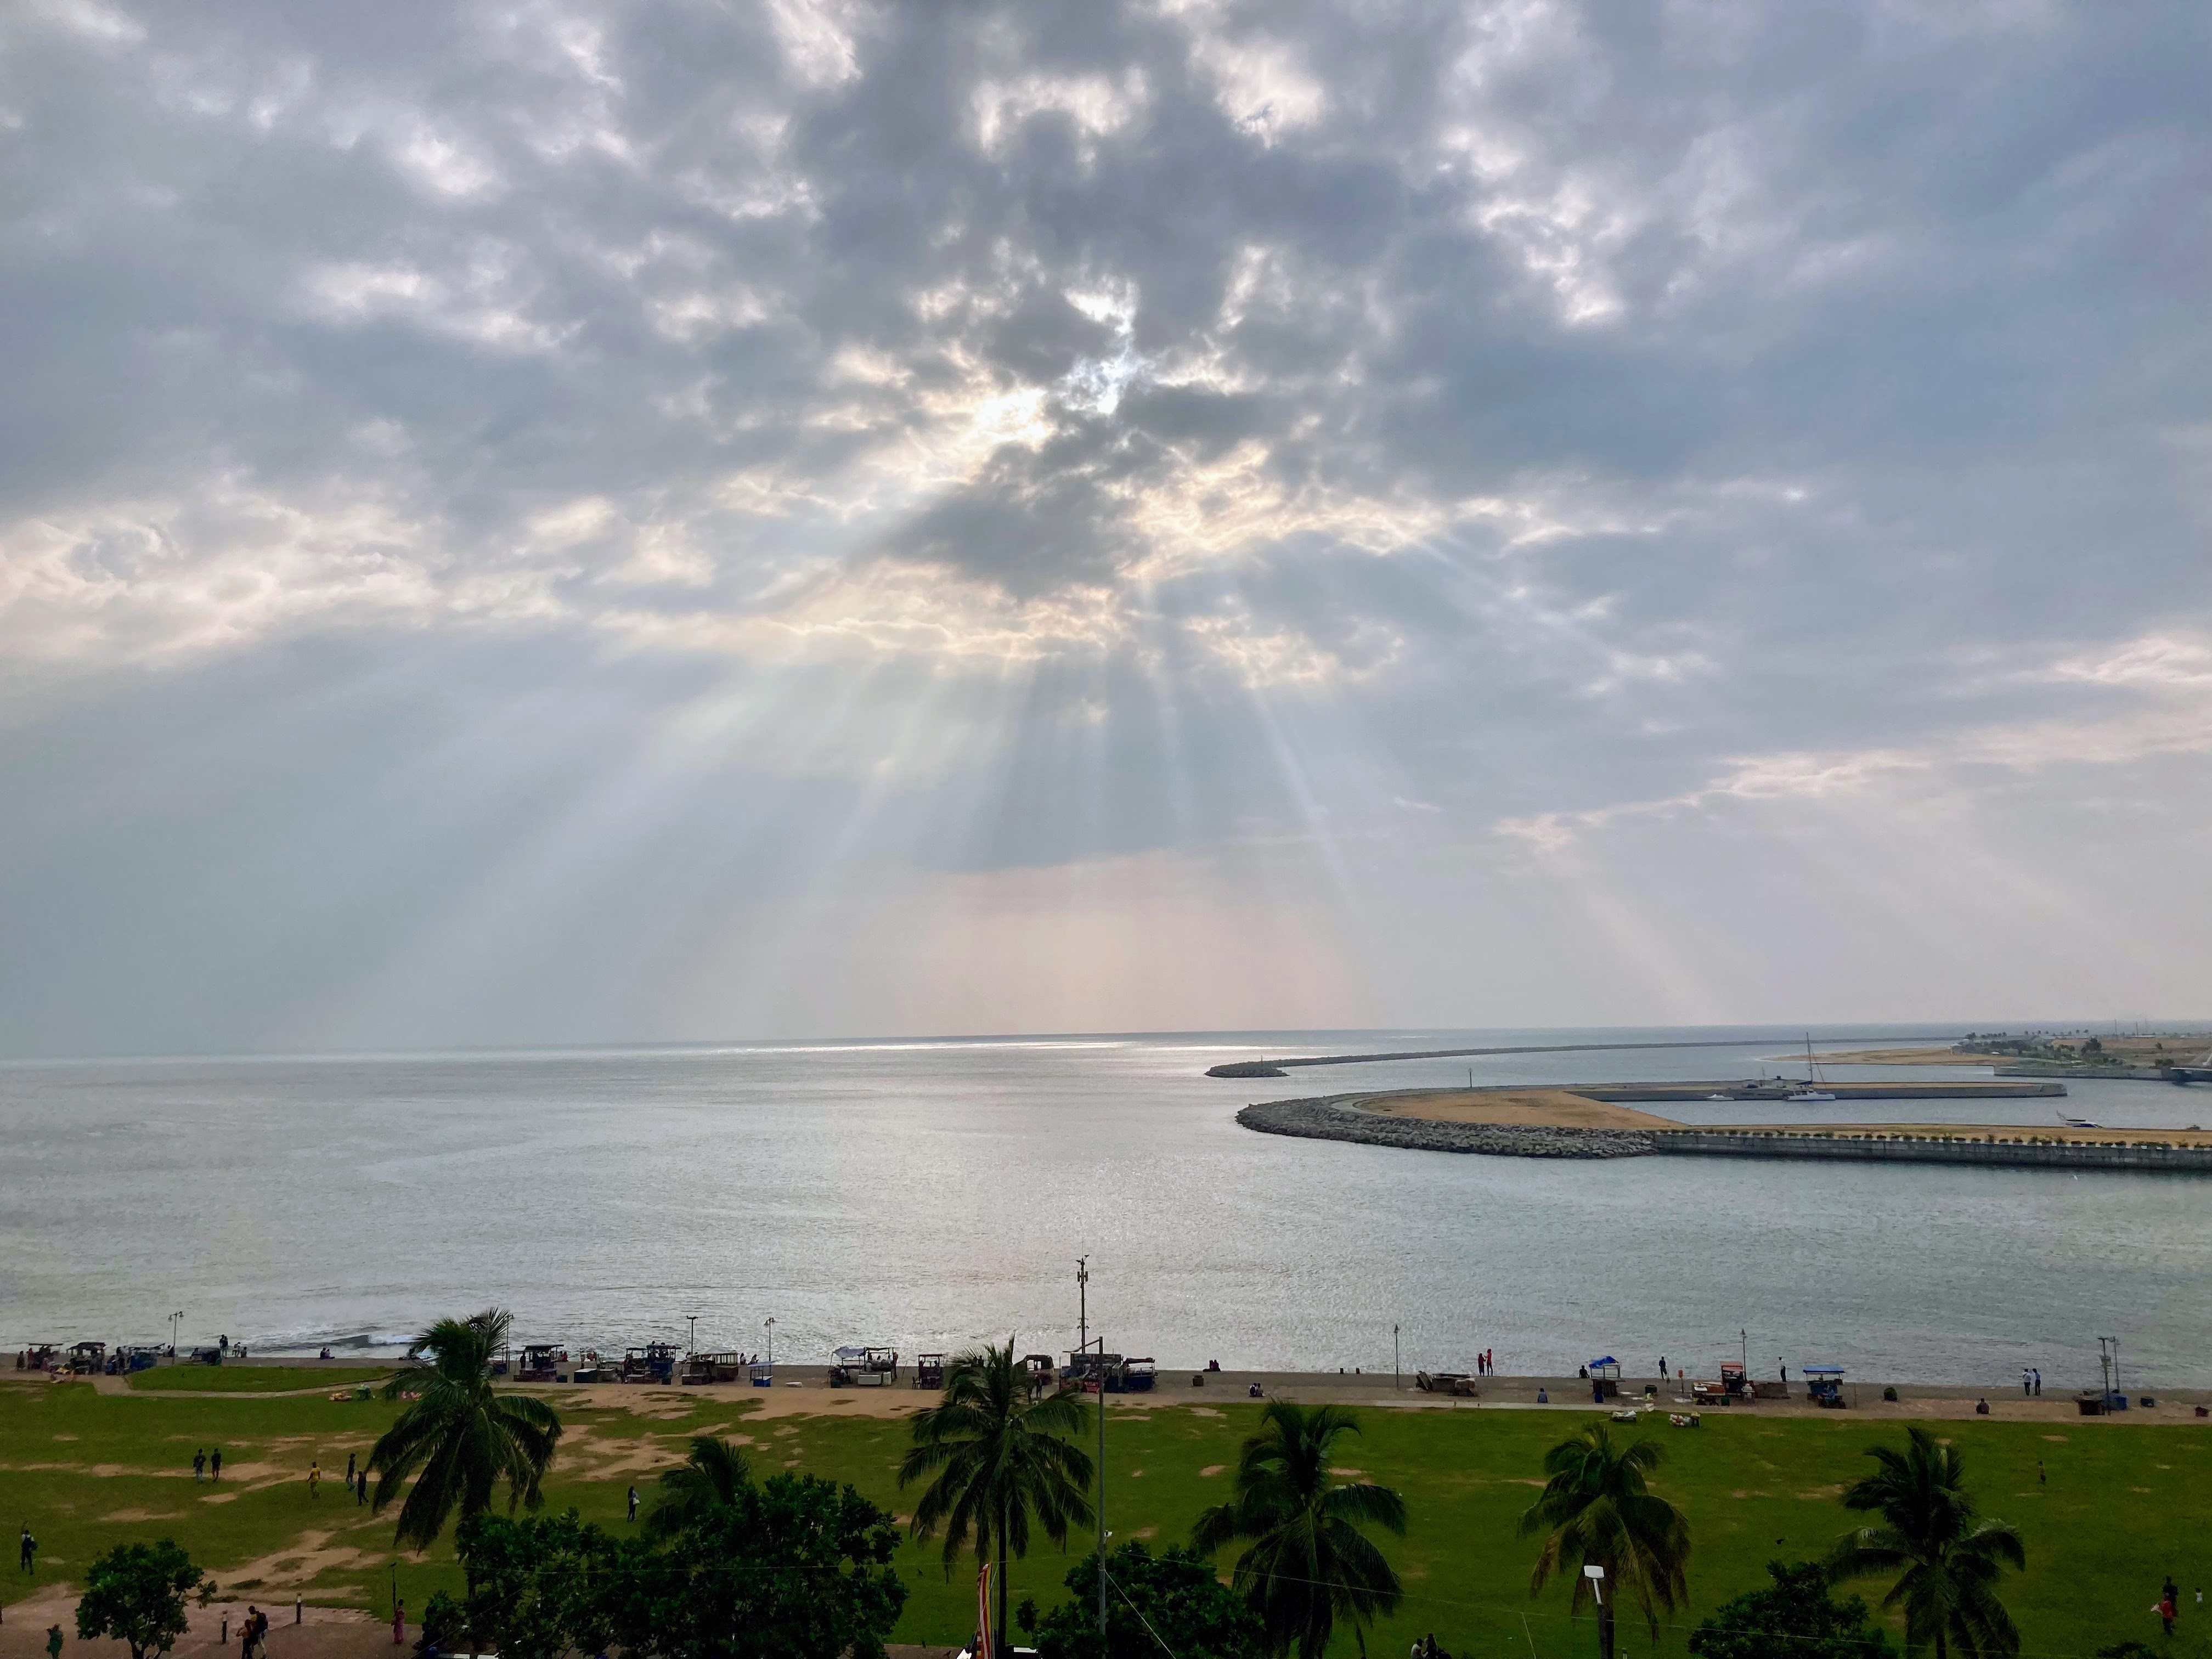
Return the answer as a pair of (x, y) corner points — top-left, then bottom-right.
(236, 1604), (273, 1659)
(192, 1447), (224, 1481)
(2022, 1368), (2045, 1396)
(1472, 1350), (1496, 1375)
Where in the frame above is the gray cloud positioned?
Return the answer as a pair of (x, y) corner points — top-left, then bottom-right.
(1, 0), (2208, 1053)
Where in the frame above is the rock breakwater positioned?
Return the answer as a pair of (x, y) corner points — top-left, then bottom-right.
(1235, 1093), (1656, 1158)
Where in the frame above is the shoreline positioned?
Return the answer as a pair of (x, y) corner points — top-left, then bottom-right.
(13, 1357), (2208, 1420)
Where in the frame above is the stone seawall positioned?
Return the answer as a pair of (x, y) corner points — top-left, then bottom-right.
(1235, 1093), (1654, 1158)
(1651, 1130), (2212, 1173)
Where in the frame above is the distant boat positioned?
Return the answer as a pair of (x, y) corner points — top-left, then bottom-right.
(1787, 1033), (1838, 1102)
(2059, 1113), (2099, 1129)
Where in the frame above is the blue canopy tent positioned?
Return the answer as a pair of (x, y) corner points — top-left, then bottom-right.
(1588, 1356), (1622, 1401)
(1803, 1364), (1847, 1408)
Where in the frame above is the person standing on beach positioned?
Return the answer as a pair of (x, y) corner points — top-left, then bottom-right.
(2033, 1368), (2042, 1396)
(211, 1447), (223, 1481)
(2022, 1369), (2032, 1397)
(1659, 1356), (1668, 1379)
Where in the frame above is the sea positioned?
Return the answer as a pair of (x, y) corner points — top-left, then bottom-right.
(4, 1025), (2209, 1390)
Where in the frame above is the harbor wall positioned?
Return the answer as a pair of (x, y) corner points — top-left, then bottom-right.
(1650, 1130), (2212, 1173)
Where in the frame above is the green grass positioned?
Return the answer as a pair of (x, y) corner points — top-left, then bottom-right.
(128, 1367), (390, 1394)
(5, 1383), (2208, 1659)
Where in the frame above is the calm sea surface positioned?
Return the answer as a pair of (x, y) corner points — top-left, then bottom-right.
(4, 1026), (2208, 1389)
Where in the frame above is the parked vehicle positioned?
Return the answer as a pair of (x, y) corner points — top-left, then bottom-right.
(915, 1353), (946, 1388)
(67, 1341), (108, 1375)
(681, 1352), (746, 1385)
(828, 1345), (898, 1386)
(516, 1345), (568, 1383)
(1804, 1365), (1847, 1408)
(621, 1344), (679, 1384)
(1417, 1370), (1480, 1397)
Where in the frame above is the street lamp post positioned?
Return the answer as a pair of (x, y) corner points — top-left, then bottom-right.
(1583, 1565), (1608, 1659)
(1073, 1334), (1108, 1654)
(764, 1318), (775, 1368)
(170, 1311), (183, 1357)
(686, 1314), (699, 1358)
(1393, 1323), (1401, 1391)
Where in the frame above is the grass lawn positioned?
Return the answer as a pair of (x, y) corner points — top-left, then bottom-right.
(5, 1383), (2208, 1658)
(128, 1367), (392, 1394)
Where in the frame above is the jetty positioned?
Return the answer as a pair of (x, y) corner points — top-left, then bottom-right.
(1205, 1034), (1962, 1079)
(1236, 1087), (2212, 1174)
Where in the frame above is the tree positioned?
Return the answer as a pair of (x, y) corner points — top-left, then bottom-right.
(1827, 1426), (2025, 1659)
(612, 1475), (906, 1659)
(75, 1541), (212, 1659)
(642, 1435), (753, 1541)
(1689, 1561), (1898, 1659)
(1190, 1400), (1406, 1659)
(1519, 1423), (1690, 1659)
(900, 1338), (1095, 1658)
(452, 1510), (629, 1659)
(368, 1307), (564, 1548)
(1036, 1542), (1265, 1659)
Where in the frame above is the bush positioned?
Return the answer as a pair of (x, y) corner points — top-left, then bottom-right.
(1882, 1386), (1899, 1402)
(1688, 1561), (1897, 1659)
(1035, 1543), (1265, 1659)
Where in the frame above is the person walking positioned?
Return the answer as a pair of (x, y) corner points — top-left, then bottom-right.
(392, 1600), (405, 1647)
(2022, 1369), (2032, 1397)
(627, 1485), (639, 1523)
(193, 1448), (206, 1482)
(2158, 1589), (2177, 1637)
(2033, 1368), (2042, 1396)
(46, 1624), (64, 1659)
(20, 1525), (36, 1575)
(242, 1607), (259, 1659)
(308, 1460), (320, 1499)
(356, 1469), (368, 1506)
(345, 1451), (356, 1487)
(1659, 1356), (1668, 1379)
(210, 1447), (223, 1482)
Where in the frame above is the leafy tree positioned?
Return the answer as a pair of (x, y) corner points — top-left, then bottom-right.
(1036, 1542), (1265, 1659)
(1827, 1426), (2025, 1659)
(611, 1475), (906, 1659)
(74, 1541), (212, 1659)
(642, 1435), (753, 1541)
(369, 1307), (563, 1548)
(900, 1337), (1095, 1657)
(1689, 1561), (1897, 1659)
(1190, 1400), (1406, 1659)
(1520, 1423), (1690, 1659)
(453, 1510), (629, 1659)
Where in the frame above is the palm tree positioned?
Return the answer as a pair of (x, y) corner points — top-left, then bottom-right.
(1827, 1426), (2025, 1659)
(366, 1308), (562, 1549)
(1519, 1423), (1690, 1659)
(641, 1434), (753, 1540)
(899, 1338), (1095, 1659)
(1190, 1400), (1407, 1659)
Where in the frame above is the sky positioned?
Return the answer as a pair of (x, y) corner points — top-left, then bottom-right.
(1, 0), (2208, 1058)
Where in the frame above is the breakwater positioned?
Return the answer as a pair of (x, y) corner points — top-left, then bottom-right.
(1652, 1130), (2212, 1173)
(1572, 1081), (2063, 1102)
(1237, 1092), (2212, 1173)
(1204, 1034), (1953, 1079)
(1237, 1094), (1653, 1158)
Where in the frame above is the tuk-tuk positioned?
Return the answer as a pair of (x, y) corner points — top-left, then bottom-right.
(188, 1345), (223, 1366)
(572, 1349), (620, 1383)
(1587, 1357), (1622, 1402)
(24, 1344), (61, 1373)
(748, 1362), (774, 1389)
(1719, 1361), (1752, 1403)
(68, 1341), (108, 1375)
(1804, 1366), (1847, 1409)
(622, 1344), (678, 1384)
(915, 1353), (946, 1388)
(1064, 1351), (1121, 1392)
(828, 1346), (899, 1386)
(517, 1345), (568, 1383)
(1118, 1357), (1157, 1393)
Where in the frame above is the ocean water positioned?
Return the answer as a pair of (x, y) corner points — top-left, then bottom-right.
(3, 1026), (2208, 1390)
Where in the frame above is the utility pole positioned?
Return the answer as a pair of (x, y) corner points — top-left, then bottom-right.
(1740, 1328), (1748, 1374)
(1394, 1323), (1401, 1390)
(1076, 1257), (1089, 1359)
(1071, 1331), (1107, 1654)
(170, 1311), (183, 1356)
(764, 1318), (775, 1368)
(686, 1314), (699, 1357)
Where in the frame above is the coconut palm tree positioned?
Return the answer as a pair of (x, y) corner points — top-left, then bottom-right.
(1827, 1426), (2025, 1659)
(1519, 1423), (1691, 1659)
(641, 1434), (753, 1540)
(899, 1338), (1095, 1658)
(366, 1308), (562, 1549)
(1189, 1400), (1407, 1659)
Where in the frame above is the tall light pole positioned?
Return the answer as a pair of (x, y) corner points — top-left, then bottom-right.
(170, 1311), (183, 1356)
(1076, 1257), (1089, 1359)
(764, 1318), (775, 1368)
(1074, 1334), (1108, 1654)
(685, 1314), (699, 1358)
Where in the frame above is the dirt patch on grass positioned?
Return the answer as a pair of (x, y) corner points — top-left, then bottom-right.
(1796, 1485), (1844, 1500)
(101, 1508), (180, 1522)
(1199, 1465), (1225, 1477)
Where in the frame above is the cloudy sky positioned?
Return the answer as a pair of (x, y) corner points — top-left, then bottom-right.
(2, 0), (2208, 1057)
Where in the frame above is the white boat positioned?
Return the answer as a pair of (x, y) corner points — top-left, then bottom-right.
(1787, 1034), (1838, 1102)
